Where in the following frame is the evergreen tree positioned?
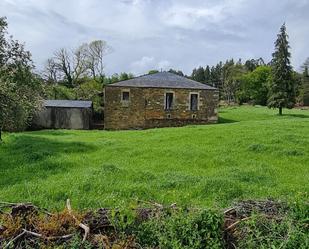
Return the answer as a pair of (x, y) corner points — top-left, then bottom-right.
(215, 62), (223, 91)
(210, 66), (216, 86)
(268, 23), (295, 115)
(191, 66), (205, 83)
(204, 65), (211, 84)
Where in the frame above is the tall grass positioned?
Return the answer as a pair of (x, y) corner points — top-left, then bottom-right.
(0, 106), (308, 210)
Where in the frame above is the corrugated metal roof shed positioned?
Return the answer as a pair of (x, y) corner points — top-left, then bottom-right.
(107, 72), (217, 90)
(44, 100), (92, 108)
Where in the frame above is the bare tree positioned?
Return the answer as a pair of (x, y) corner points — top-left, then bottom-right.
(51, 47), (89, 87)
(73, 44), (89, 82)
(86, 40), (112, 83)
(43, 40), (111, 86)
(43, 58), (59, 84)
(53, 48), (74, 87)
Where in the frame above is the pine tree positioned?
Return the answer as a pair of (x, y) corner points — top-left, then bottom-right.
(204, 65), (211, 84)
(191, 66), (205, 83)
(214, 62), (223, 94)
(210, 66), (216, 87)
(268, 23), (295, 115)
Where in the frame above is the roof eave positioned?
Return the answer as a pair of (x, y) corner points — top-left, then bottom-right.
(105, 85), (217, 90)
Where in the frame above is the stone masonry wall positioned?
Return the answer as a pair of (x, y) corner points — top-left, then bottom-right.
(104, 86), (219, 130)
(104, 87), (146, 129)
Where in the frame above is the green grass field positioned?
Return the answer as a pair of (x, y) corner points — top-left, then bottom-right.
(0, 106), (308, 210)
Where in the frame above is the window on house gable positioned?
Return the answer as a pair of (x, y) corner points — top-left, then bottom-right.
(190, 93), (198, 111)
(165, 92), (174, 110)
(122, 91), (130, 102)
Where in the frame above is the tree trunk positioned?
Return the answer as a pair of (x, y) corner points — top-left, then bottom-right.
(279, 106), (282, 115)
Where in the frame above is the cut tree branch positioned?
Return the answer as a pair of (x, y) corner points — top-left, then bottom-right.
(22, 229), (74, 240)
(3, 230), (26, 249)
(66, 199), (90, 242)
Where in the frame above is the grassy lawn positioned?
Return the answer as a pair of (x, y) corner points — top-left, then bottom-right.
(0, 106), (308, 210)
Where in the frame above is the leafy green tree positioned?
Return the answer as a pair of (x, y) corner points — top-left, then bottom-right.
(268, 23), (295, 115)
(221, 59), (245, 104)
(101, 73), (133, 85)
(148, 70), (159, 74)
(237, 66), (272, 105)
(244, 58), (265, 72)
(44, 84), (76, 100)
(299, 58), (309, 106)
(110, 73), (120, 83)
(168, 69), (184, 76)
(119, 72), (134, 81)
(303, 80), (309, 106)
(0, 17), (43, 140)
(75, 80), (103, 114)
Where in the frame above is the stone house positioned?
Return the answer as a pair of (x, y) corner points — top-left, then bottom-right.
(33, 100), (93, 130)
(104, 72), (219, 130)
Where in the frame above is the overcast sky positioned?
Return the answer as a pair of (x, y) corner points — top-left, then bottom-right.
(1, 0), (308, 75)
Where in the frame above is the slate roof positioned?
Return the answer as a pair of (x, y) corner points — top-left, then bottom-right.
(107, 72), (217, 90)
(44, 100), (92, 108)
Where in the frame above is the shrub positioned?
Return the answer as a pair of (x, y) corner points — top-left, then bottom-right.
(135, 209), (223, 249)
(237, 215), (308, 248)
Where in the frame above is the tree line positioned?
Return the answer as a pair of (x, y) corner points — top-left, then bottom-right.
(1, 16), (309, 137)
(189, 24), (309, 112)
(41, 23), (309, 116)
(191, 58), (265, 104)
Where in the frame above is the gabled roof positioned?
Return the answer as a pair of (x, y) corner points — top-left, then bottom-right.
(44, 100), (92, 108)
(107, 72), (217, 90)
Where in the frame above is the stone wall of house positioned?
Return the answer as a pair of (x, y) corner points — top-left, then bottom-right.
(104, 86), (219, 130)
(104, 87), (146, 130)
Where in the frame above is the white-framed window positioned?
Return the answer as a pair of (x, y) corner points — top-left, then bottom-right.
(190, 93), (199, 111)
(164, 92), (174, 111)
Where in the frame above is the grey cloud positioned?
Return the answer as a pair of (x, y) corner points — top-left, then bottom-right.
(0, 0), (308, 75)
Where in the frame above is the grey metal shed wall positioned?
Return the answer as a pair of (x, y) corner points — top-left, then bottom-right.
(34, 107), (92, 130)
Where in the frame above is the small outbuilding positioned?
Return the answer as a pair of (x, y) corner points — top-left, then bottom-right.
(104, 72), (219, 130)
(34, 100), (93, 130)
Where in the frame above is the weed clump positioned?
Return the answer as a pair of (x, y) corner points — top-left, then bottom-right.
(248, 143), (267, 152)
(224, 197), (309, 248)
